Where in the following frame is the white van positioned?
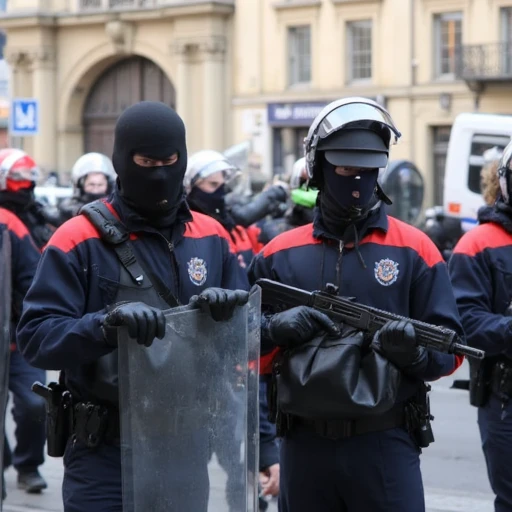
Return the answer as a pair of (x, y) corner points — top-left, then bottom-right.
(443, 113), (512, 231)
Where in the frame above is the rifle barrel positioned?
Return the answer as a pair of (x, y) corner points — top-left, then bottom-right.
(452, 343), (485, 360)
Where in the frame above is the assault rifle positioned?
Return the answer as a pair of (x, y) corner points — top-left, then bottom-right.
(256, 278), (485, 360)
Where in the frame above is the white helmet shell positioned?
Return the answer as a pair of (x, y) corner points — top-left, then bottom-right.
(483, 146), (503, 164)
(304, 97), (401, 181)
(184, 150), (240, 193)
(71, 153), (116, 189)
(498, 140), (512, 204)
(290, 157), (307, 190)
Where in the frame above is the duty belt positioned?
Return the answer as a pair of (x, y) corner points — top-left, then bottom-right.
(71, 402), (120, 448)
(491, 360), (512, 399)
(291, 405), (405, 441)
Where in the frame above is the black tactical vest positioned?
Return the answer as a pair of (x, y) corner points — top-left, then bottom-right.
(81, 201), (176, 407)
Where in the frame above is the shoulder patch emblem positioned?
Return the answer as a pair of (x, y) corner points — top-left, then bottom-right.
(374, 258), (399, 287)
(187, 257), (208, 286)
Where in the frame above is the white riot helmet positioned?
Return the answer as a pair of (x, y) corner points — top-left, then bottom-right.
(498, 140), (512, 204)
(184, 150), (240, 194)
(483, 146), (503, 164)
(304, 97), (401, 183)
(71, 152), (116, 194)
(290, 157), (308, 190)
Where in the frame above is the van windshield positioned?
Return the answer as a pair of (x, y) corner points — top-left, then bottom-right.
(468, 134), (511, 194)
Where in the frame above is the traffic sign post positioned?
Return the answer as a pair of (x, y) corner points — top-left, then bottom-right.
(9, 98), (39, 137)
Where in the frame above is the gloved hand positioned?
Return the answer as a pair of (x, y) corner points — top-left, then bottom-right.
(371, 320), (428, 375)
(189, 288), (250, 322)
(268, 306), (339, 349)
(102, 302), (166, 347)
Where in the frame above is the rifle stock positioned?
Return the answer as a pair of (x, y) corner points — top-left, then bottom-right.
(256, 278), (484, 360)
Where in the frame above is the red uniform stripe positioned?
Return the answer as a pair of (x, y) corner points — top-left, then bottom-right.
(0, 207), (30, 240)
(452, 223), (512, 258)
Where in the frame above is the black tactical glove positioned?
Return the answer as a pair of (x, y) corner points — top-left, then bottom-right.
(371, 320), (428, 376)
(268, 306), (340, 349)
(189, 288), (250, 322)
(102, 302), (166, 348)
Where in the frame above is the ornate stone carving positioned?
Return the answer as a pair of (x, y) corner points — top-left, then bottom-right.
(171, 35), (227, 59)
(4, 47), (55, 70)
(4, 50), (26, 67)
(198, 35), (226, 55)
(105, 20), (135, 55)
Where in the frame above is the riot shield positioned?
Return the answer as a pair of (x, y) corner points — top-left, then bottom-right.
(118, 287), (261, 512)
(0, 226), (11, 509)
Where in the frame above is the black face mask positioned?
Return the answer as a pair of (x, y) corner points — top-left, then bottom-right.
(0, 187), (34, 210)
(322, 162), (379, 210)
(187, 184), (237, 231)
(112, 101), (187, 223)
(187, 184), (227, 217)
(81, 192), (109, 204)
(319, 160), (380, 236)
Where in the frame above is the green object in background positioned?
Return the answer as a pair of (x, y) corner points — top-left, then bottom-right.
(291, 187), (318, 208)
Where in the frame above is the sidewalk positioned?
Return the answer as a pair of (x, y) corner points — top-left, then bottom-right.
(3, 457), (63, 512)
(3, 371), (63, 512)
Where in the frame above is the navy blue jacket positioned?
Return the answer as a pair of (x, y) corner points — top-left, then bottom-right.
(449, 205), (512, 358)
(248, 207), (464, 391)
(0, 207), (40, 346)
(17, 194), (250, 383)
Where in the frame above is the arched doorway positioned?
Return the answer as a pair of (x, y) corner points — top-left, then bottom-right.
(83, 56), (175, 156)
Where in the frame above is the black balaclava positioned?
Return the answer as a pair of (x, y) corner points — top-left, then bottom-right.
(0, 184), (55, 249)
(315, 129), (389, 237)
(319, 156), (380, 237)
(112, 101), (187, 226)
(187, 184), (236, 231)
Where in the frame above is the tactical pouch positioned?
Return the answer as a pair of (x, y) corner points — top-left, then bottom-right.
(273, 326), (402, 420)
(469, 358), (493, 407)
(73, 402), (110, 448)
(32, 381), (73, 457)
(405, 382), (435, 449)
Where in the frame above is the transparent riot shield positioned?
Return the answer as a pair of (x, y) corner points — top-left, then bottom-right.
(118, 287), (261, 512)
(0, 227), (11, 510)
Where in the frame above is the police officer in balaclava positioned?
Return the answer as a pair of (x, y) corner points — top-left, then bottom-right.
(16, 101), (251, 511)
(313, 121), (393, 245)
(249, 97), (464, 512)
(112, 101), (188, 231)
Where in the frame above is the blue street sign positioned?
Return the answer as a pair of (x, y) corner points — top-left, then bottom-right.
(9, 98), (39, 136)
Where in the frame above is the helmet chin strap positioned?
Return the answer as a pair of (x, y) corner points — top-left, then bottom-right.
(376, 182), (392, 205)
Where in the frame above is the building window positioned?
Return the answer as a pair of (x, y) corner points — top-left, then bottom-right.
(501, 7), (512, 74)
(434, 12), (462, 78)
(432, 126), (451, 205)
(288, 26), (311, 86)
(347, 20), (372, 82)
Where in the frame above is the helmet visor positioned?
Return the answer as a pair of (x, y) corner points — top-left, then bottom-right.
(190, 160), (241, 189)
(498, 142), (512, 175)
(317, 103), (401, 146)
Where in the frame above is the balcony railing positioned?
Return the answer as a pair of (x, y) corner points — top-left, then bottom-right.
(77, 0), (234, 10)
(457, 42), (512, 82)
(78, 0), (155, 9)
